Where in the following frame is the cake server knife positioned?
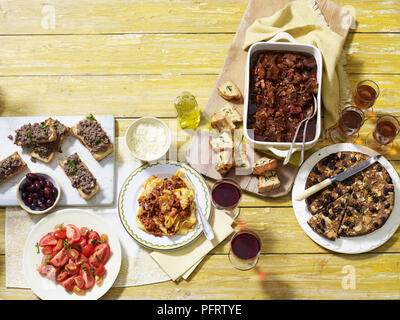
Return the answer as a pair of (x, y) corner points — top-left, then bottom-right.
(295, 154), (382, 202)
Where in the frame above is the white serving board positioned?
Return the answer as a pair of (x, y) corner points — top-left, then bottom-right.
(0, 115), (115, 207)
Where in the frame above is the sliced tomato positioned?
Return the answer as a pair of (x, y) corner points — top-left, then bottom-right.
(54, 229), (66, 240)
(82, 243), (94, 258)
(76, 237), (87, 250)
(38, 233), (57, 247)
(67, 248), (80, 261)
(65, 262), (79, 275)
(80, 265), (95, 289)
(65, 224), (81, 244)
(80, 227), (90, 238)
(95, 264), (106, 277)
(74, 275), (85, 289)
(61, 276), (76, 291)
(76, 254), (88, 265)
(56, 270), (69, 282)
(50, 248), (69, 267)
(88, 231), (100, 243)
(42, 246), (53, 255)
(53, 239), (64, 253)
(88, 243), (110, 268)
(38, 264), (57, 280)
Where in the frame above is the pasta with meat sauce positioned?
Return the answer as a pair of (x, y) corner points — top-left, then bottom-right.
(136, 170), (197, 237)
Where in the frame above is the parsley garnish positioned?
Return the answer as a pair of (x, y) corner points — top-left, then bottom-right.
(86, 115), (96, 121)
(35, 243), (40, 254)
(226, 85), (232, 92)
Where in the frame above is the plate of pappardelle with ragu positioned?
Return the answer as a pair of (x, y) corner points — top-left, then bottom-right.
(118, 160), (212, 251)
(292, 143), (400, 254)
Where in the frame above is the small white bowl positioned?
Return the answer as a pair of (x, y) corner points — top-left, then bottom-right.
(125, 117), (172, 162)
(17, 172), (61, 215)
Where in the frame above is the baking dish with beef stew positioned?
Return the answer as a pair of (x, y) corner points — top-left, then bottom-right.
(243, 32), (322, 159)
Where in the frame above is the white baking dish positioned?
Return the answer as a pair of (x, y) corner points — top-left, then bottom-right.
(243, 32), (323, 159)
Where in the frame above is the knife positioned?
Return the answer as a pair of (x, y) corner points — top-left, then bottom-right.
(295, 154), (382, 202)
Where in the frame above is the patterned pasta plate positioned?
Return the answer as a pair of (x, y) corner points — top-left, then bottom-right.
(118, 160), (212, 251)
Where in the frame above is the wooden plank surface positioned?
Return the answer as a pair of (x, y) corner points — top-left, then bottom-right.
(0, 0), (399, 300)
(0, 0), (397, 34)
(0, 33), (398, 76)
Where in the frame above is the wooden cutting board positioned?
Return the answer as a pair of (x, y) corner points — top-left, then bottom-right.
(186, 0), (354, 198)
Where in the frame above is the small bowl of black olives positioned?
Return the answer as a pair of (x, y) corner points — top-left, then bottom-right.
(17, 172), (61, 214)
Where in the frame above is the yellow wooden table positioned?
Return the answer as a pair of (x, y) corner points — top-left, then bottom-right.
(0, 0), (399, 300)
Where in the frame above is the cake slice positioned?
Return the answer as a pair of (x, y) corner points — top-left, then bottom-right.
(307, 193), (350, 241)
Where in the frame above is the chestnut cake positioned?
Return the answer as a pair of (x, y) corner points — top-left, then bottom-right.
(305, 151), (395, 240)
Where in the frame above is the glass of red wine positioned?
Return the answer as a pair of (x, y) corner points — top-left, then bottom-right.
(229, 230), (261, 270)
(211, 178), (242, 220)
(326, 106), (366, 143)
(366, 115), (400, 153)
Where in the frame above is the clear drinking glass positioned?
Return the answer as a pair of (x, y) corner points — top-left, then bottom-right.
(366, 115), (400, 153)
(228, 230), (261, 270)
(326, 106), (366, 143)
(352, 80), (380, 110)
(211, 178), (242, 220)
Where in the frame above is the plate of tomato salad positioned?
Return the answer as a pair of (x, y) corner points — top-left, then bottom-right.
(23, 209), (121, 300)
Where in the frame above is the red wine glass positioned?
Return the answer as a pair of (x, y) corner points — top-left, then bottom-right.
(211, 178), (242, 220)
(228, 230), (261, 270)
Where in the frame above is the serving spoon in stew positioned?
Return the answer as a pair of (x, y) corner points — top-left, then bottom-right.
(283, 94), (317, 166)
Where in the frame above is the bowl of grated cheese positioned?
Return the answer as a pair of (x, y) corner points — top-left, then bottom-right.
(125, 117), (172, 162)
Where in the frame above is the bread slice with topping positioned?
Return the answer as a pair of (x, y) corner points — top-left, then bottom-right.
(215, 149), (234, 175)
(14, 119), (58, 147)
(0, 152), (27, 184)
(252, 157), (278, 175)
(210, 111), (236, 132)
(71, 114), (113, 162)
(59, 153), (99, 200)
(217, 80), (242, 101)
(220, 103), (242, 123)
(258, 171), (280, 193)
(210, 131), (234, 151)
(30, 118), (70, 163)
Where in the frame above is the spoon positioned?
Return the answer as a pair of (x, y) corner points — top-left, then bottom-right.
(283, 95), (317, 166)
(299, 94), (318, 166)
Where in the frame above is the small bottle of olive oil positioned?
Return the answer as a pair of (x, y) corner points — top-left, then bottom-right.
(174, 91), (201, 130)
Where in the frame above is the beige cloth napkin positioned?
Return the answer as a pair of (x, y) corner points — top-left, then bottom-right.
(242, 0), (351, 129)
(150, 209), (234, 281)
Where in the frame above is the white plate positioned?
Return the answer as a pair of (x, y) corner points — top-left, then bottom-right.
(0, 115), (115, 207)
(292, 143), (400, 254)
(118, 160), (212, 251)
(22, 209), (122, 300)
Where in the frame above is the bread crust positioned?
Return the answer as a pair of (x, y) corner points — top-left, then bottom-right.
(0, 152), (27, 184)
(59, 154), (99, 200)
(71, 114), (114, 162)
